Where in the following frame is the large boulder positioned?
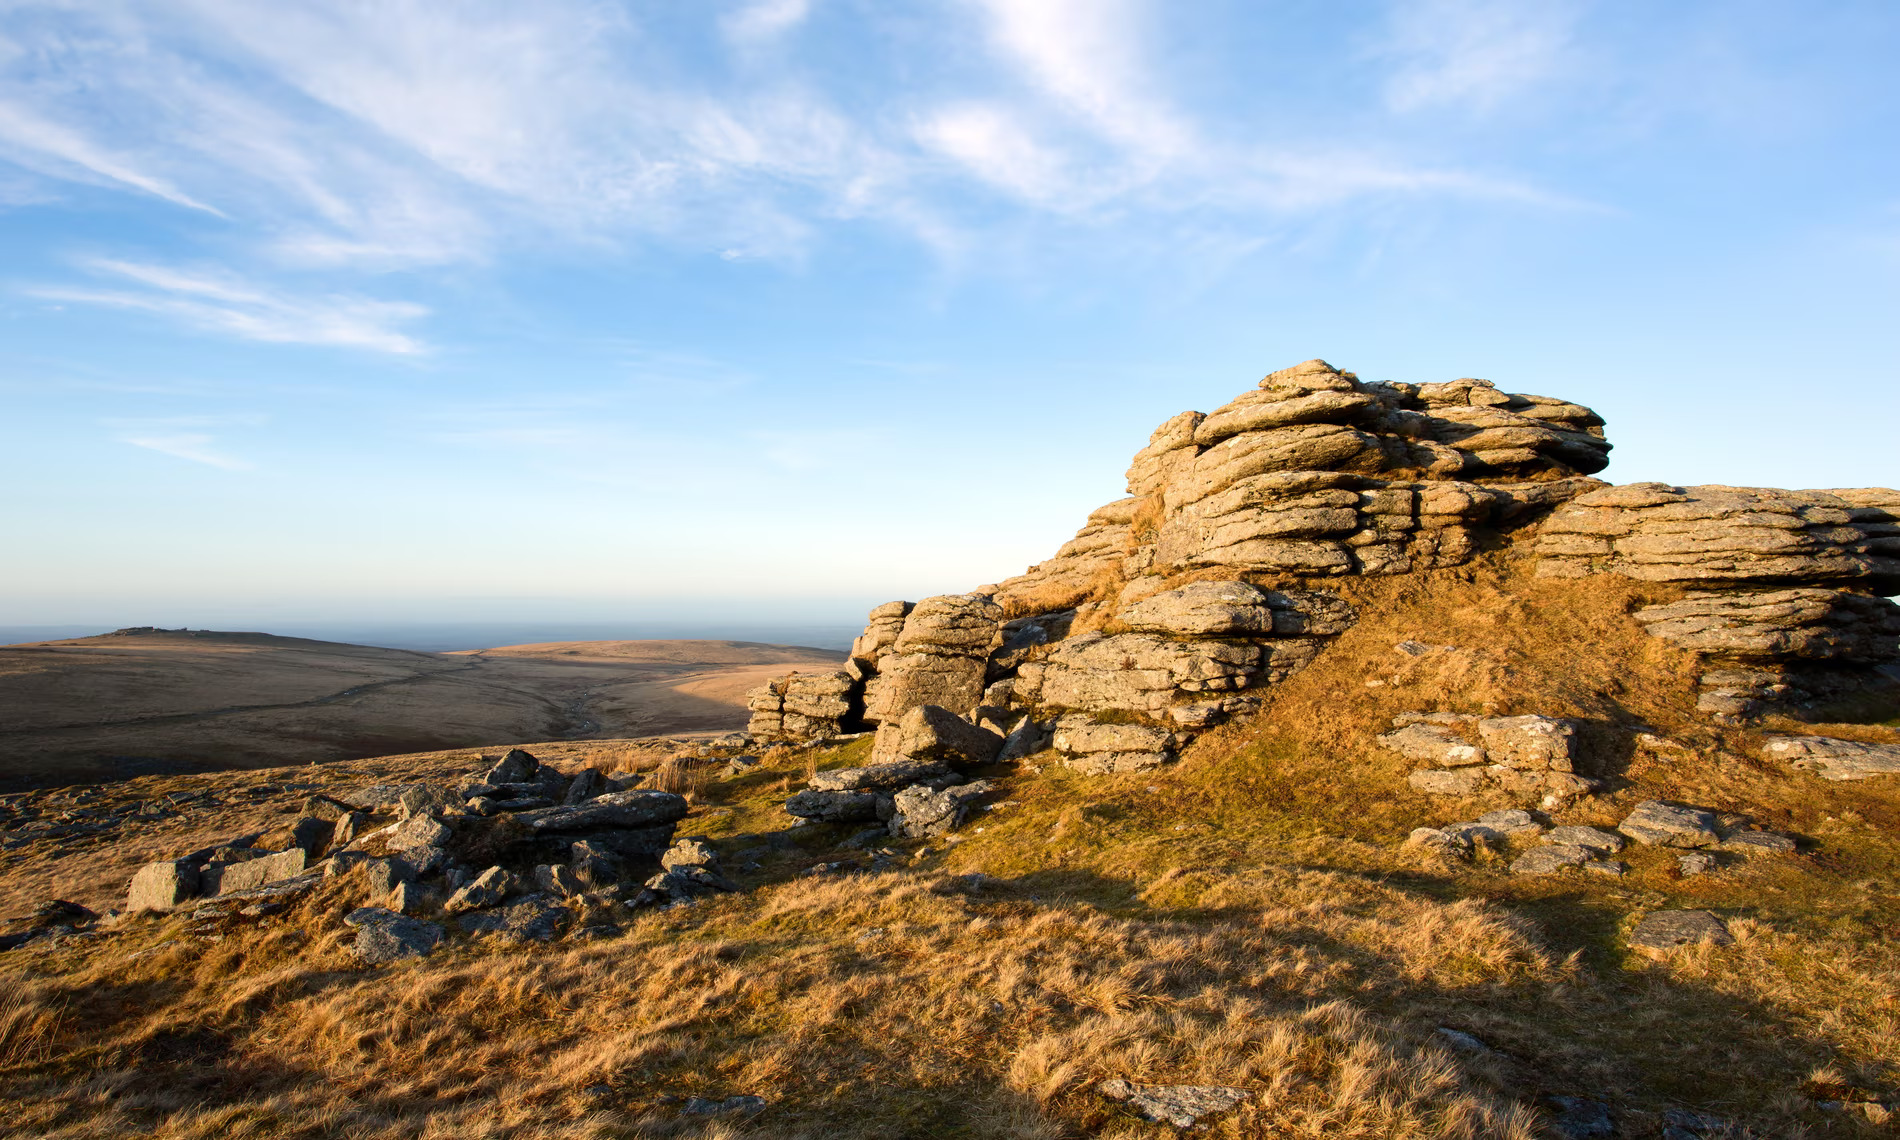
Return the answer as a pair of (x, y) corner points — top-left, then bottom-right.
(205, 848), (306, 896)
(889, 781), (993, 838)
(513, 790), (690, 833)
(864, 595), (1004, 722)
(868, 705), (1002, 770)
(483, 749), (539, 786)
(127, 860), (199, 912)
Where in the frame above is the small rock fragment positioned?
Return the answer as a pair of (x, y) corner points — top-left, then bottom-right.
(1510, 844), (1591, 875)
(1628, 909), (1733, 954)
(1545, 825), (1625, 853)
(1676, 852), (1720, 876)
(1547, 1096), (1614, 1139)
(1434, 1028), (1491, 1055)
(1099, 1079), (1250, 1128)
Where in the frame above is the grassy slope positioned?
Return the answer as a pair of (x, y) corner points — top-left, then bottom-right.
(3, 556), (1899, 1138)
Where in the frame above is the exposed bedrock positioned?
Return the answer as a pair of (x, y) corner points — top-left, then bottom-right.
(742, 357), (1895, 764)
(1532, 483), (1900, 720)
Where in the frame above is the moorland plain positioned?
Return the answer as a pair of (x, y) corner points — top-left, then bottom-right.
(0, 629), (839, 792)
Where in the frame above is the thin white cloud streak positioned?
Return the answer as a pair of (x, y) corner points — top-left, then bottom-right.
(722, 0), (813, 47)
(0, 99), (222, 213)
(1377, 0), (1581, 113)
(109, 417), (258, 469)
(36, 260), (429, 354)
(119, 432), (251, 469)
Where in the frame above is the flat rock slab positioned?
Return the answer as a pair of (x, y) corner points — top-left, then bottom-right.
(1100, 1079), (1249, 1128)
(1511, 844), (1592, 874)
(353, 913), (445, 964)
(680, 1095), (767, 1117)
(807, 759), (952, 793)
(1546, 826), (1625, 853)
(1619, 801), (1720, 848)
(515, 791), (689, 832)
(459, 898), (569, 943)
(1721, 831), (1797, 856)
(1762, 735), (1900, 781)
(1629, 910), (1733, 954)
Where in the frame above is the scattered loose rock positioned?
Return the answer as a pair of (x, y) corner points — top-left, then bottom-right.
(1618, 801), (1721, 848)
(1628, 910), (1734, 954)
(1099, 1079), (1250, 1128)
(348, 907), (446, 965)
(1762, 735), (1900, 781)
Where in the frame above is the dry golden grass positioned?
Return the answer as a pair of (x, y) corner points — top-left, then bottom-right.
(5, 548), (1900, 1136)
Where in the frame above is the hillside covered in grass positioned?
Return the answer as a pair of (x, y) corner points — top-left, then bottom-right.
(4, 361), (1898, 1138)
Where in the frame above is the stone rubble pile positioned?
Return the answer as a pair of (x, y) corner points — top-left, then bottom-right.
(1381, 712), (1600, 808)
(1410, 799), (1798, 878)
(782, 713), (997, 839)
(125, 747), (708, 962)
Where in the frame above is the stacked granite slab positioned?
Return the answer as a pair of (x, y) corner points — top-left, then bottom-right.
(1001, 360), (1610, 610)
(1533, 483), (1900, 720)
(745, 670), (857, 741)
(746, 360), (1618, 773)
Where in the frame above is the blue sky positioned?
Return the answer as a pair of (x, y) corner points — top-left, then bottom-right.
(2, 0), (1897, 632)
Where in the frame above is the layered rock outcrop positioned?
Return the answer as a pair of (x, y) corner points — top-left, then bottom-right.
(744, 358), (1896, 784)
(748, 359), (1621, 774)
(1534, 484), (1900, 720)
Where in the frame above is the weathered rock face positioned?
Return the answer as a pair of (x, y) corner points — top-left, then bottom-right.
(746, 670), (856, 740)
(746, 359), (1891, 772)
(1533, 483), (1900, 721)
(749, 360), (1613, 762)
(1535, 484), (1900, 589)
(999, 360), (1610, 616)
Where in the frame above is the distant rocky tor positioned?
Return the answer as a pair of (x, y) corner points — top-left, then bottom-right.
(747, 358), (1900, 807)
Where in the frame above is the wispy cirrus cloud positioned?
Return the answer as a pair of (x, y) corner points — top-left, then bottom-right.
(1375, 0), (1582, 113)
(108, 415), (259, 470)
(34, 259), (429, 354)
(0, 0), (1600, 351)
(0, 98), (223, 214)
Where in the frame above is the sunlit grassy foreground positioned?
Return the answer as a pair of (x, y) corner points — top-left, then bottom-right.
(4, 560), (1899, 1137)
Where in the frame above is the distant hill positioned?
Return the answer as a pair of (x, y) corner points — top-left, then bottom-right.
(0, 629), (837, 791)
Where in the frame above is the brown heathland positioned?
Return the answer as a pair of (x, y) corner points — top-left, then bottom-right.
(2, 555), (1898, 1137)
(0, 630), (841, 792)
